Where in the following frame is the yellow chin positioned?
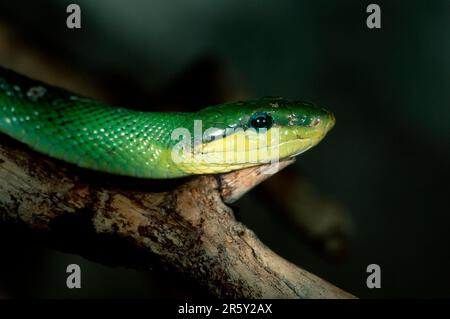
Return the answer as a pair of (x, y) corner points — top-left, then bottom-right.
(175, 129), (325, 175)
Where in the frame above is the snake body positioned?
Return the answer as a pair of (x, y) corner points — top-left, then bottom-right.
(0, 67), (335, 178)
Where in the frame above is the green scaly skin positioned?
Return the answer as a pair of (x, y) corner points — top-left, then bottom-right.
(0, 67), (335, 178)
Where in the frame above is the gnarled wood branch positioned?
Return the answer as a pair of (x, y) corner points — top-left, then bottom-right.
(0, 136), (355, 298)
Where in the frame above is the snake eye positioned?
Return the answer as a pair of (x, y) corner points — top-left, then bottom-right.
(249, 112), (273, 129)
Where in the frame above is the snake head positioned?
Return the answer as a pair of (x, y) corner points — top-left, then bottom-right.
(173, 97), (335, 174)
(197, 96), (334, 157)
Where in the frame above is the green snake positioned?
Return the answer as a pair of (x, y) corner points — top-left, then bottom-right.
(0, 67), (335, 178)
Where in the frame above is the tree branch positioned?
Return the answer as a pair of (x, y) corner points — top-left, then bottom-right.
(0, 136), (355, 298)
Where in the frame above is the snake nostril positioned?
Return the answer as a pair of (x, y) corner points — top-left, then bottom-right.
(312, 118), (321, 127)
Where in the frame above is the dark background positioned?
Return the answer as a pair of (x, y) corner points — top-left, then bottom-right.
(0, 0), (449, 298)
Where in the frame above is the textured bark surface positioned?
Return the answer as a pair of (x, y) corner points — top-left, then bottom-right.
(0, 136), (355, 298)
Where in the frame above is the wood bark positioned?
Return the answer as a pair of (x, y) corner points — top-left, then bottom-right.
(0, 136), (355, 298)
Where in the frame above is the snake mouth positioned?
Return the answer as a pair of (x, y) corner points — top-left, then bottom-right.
(193, 133), (323, 166)
(288, 138), (313, 157)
